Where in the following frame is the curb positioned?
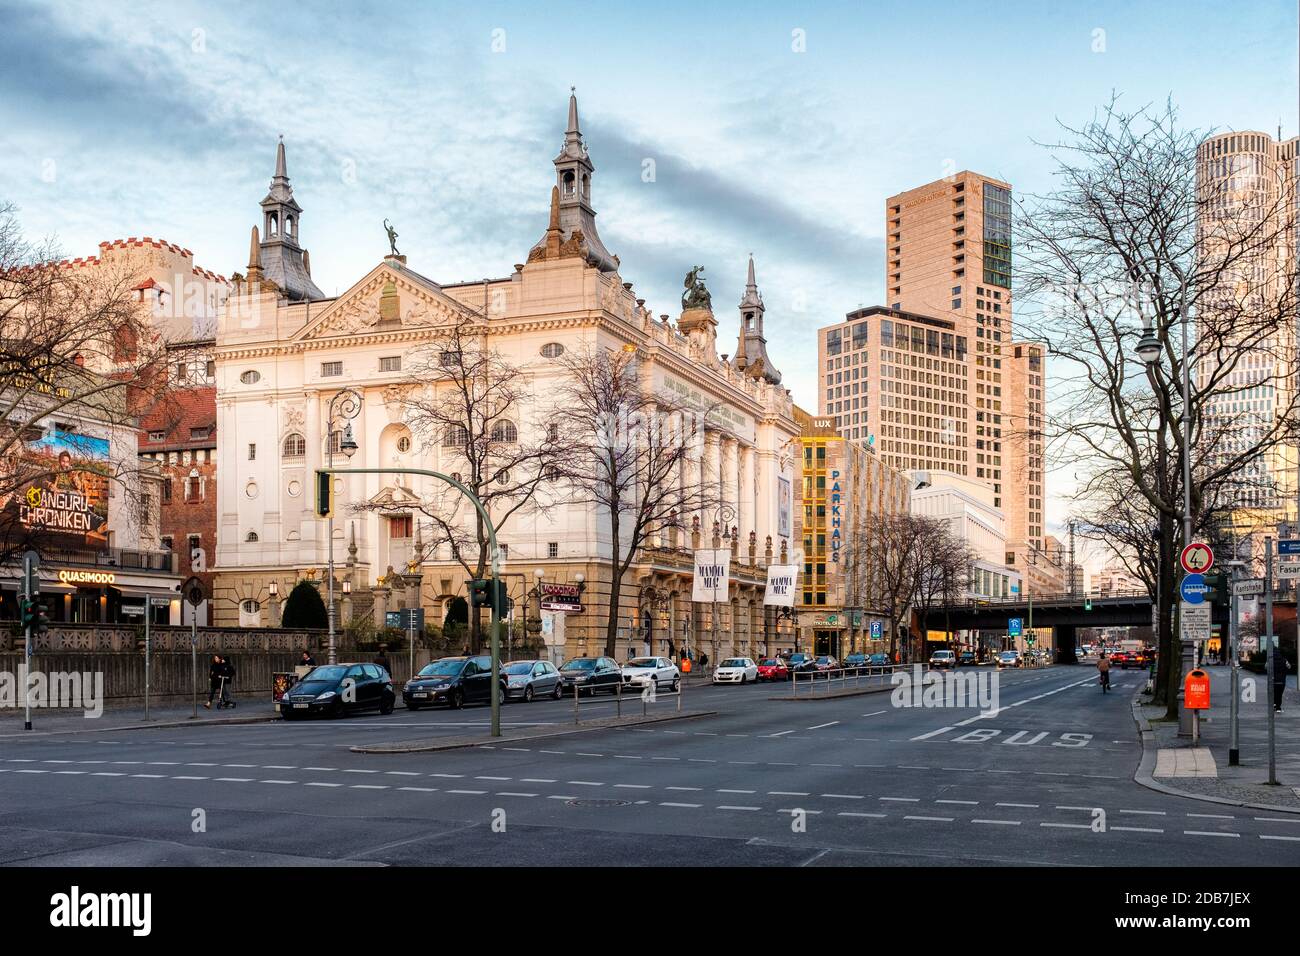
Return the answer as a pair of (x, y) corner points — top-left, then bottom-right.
(1129, 696), (1300, 815)
(769, 684), (895, 702)
(351, 709), (718, 754)
(0, 712), (278, 737)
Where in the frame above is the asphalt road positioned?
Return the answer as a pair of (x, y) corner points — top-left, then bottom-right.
(1, 666), (1297, 866)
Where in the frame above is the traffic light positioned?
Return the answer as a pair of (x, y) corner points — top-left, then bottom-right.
(314, 469), (332, 518)
(1084, 597), (1092, 611)
(18, 597), (32, 629)
(32, 600), (49, 635)
(468, 578), (510, 614)
(469, 578), (490, 609)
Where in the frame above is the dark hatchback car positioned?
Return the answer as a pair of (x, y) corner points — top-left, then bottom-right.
(843, 653), (869, 669)
(868, 653), (891, 667)
(404, 656), (507, 710)
(281, 663), (395, 719)
(558, 657), (622, 696)
(784, 653), (818, 675)
(958, 651), (977, 666)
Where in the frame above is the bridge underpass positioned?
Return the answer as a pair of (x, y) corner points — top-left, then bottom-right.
(929, 591), (1204, 664)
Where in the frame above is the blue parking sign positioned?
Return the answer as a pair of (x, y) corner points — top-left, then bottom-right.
(870, 621), (882, 639)
(1009, 617), (1023, 637)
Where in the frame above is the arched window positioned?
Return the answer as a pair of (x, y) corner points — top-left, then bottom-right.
(283, 433), (306, 457)
(443, 424), (468, 448)
(563, 170), (576, 197)
(540, 342), (565, 359)
(242, 599), (260, 614)
(491, 420), (518, 443)
(245, 531), (259, 543)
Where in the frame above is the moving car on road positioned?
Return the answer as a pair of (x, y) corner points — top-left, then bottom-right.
(620, 656), (681, 692)
(713, 657), (759, 684)
(559, 657), (623, 696)
(282, 663), (395, 719)
(958, 651), (977, 666)
(403, 656), (507, 710)
(503, 660), (564, 702)
(1110, 651), (1131, 669)
(930, 650), (957, 669)
(756, 658), (790, 681)
(997, 650), (1022, 669)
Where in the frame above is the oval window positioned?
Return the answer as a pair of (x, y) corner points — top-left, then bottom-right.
(245, 481), (259, 499)
(241, 599), (260, 613)
(240, 370), (261, 385)
(287, 480), (301, 497)
(397, 436), (411, 453)
(540, 342), (565, 359)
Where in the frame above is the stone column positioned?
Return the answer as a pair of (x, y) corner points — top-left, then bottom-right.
(723, 437), (739, 526)
(303, 390), (322, 558)
(740, 444), (756, 543)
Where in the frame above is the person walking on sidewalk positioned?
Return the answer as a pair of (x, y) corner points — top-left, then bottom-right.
(1271, 644), (1290, 713)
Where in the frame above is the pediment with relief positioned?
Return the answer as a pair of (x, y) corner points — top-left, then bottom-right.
(298, 264), (474, 341)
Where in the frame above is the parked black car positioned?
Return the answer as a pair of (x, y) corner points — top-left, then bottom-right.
(843, 653), (869, 669)
(403, 656), (507, 710)
(558, 657), (622, 696)
(784, 652), (819, 675)
(281, 663), (395, 719)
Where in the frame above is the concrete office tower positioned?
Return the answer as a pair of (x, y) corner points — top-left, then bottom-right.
(1196, 130), (1299, 529)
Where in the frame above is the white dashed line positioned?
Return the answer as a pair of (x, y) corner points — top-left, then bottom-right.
(904, 815), (953, 822)
(910, 726), (955, 741)
(1112, 826), (1163, 833)
(880, 797), (920, 803)
(446, 789), (487, 795)
(1185, 831), (1240, 838)
(1261, 834), (1300, 842)
(972, 819), (1021, 826)
(936, 799), (979, 806)
(807, 721), (840, 730)
(1041, 823), (1089, 829)
(306, 782), (342, 788)
(997, 802), (1038, 809)
(398, 787), (439, 793)
(1119, 809), (1166, 816)
(496, 792), (538, 798)
(838, 811), (887, 818)
(660, 802), (702, 809)
(260, 780), (297, 785)
(717, 805), (761, 812)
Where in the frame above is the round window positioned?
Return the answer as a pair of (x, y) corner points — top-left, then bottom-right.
(245, 481), (259, 499)
(540, 342), (565, 359)
(397, 436), (411, 453)
(287, 480), (301, 497)
(240, 370), (261, 385)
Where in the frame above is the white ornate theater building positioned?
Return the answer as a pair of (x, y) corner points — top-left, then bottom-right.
(211, 94), (801, 662)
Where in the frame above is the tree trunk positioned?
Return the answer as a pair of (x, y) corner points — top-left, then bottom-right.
(605, 568), (622, 658)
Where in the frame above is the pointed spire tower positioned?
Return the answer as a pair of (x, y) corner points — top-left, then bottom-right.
(528, 88), (618, 271)
(255, 136), (324, 301)
(733, 255), (782, 385)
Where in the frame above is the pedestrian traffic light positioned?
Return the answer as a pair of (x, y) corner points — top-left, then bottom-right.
(314, 469), (333, 518)
(469, 578), (490, 609)
(18, 597), (32, 629)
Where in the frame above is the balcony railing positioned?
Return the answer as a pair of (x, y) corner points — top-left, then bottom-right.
(38, 546), (176, 574)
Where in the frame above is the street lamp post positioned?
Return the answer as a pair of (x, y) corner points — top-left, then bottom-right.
(325, 389), (362, 665)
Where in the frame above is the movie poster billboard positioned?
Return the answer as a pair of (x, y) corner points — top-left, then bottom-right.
(1, 429), (111, 548)
(777, 476), (792, 539)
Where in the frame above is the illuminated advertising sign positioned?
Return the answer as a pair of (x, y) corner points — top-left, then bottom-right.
(57, 569), (116, 585)
(3, 429), (110, 548)
(830, 470), (842, 563)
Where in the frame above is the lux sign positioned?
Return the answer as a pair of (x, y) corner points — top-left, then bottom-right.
(57, 569), (116, 585)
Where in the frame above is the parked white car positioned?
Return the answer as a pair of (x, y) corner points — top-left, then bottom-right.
(713, 657), (759, 684)
(620, 656), (680, 692)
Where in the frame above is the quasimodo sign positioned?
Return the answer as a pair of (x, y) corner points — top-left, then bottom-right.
(57, 569), (116, 586)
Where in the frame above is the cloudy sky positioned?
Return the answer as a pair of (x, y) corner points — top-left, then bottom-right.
(1, 0), (1296, 557)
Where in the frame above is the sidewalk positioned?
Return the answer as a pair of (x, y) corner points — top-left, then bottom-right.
(0, 693), (276, 737)
(1134, 665), (1300, 812)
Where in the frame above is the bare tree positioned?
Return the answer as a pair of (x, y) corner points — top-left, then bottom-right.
(0, 202), (185, 564)
(554, 344), (717, 657)
(911, 521), (975, 658)
(1016, 98), (1299, 715)
(391, 312), (566, 651)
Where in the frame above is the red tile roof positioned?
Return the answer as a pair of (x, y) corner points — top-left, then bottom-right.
(138, 386), (217, 450)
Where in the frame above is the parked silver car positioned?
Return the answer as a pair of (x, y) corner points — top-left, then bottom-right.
(502, 659), (564, 702)
(621, 656), (681, 692)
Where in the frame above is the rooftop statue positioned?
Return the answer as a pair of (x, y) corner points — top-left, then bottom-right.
(383, 219), (400, 257)
(682, 266), (712, 311)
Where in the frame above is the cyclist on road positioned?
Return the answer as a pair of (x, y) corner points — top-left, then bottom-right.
(1097, 653), (1111, 693)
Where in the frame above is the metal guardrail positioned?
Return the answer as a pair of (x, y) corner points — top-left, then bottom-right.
(791, 664), (903, 695)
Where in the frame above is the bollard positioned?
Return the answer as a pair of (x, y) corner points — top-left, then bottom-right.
(573, 682), (580, 724)
(617, 677), (622, 718)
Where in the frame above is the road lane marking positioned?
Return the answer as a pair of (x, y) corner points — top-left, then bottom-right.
(718, 789), (756, 794)
(475, 776), (512, 781)
(718, 805), (761, 811)
(822, 794), (865, 800)
(881, 797), (920, 802)
(496, 792), (538, 798)
(343, 769), (380, 774)
(1188, 813), (1235, 820)
(567, 781), (604, 786)
(614, 784), (652, 789)
(1041, 823), (1089, 829)
(1185, 831), (1240, 838)
(1112, 826), (1163, 833)
(807, 721), (840, 730)
(1056, 805), (1094, 811)
(173, 776), (208, 780)
(385, 771), (420, 777)
(661, 802), (702, 808)
(972, 819), (1021, 826)
(839, 812), (887, 818)
(398, 787), (439, 793)
(998, 803), (1039, 809)
(904, 815), (954, 822)
(522, 778), (556, 783)
(446, 789), (487, 795)
(937, 799), (979, 805)
(769, 791), (810, 796)
(861, 711), (887, 718)
(91, 772), (125, 777)
(1119, 809), (1166, 815)
(910, 727), (955, 741)
(306, 782), (342, 787)
(767, 730), (796, 737)
(667, 786), (703, 791)
(1261, 835), (1300, 842)
(260, 780), (297, 785)
(129, 774), (166, 779)
(53, 771), (87, 775)
(1255, 817), (1300, 824)
(215, 777), (254, 783)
